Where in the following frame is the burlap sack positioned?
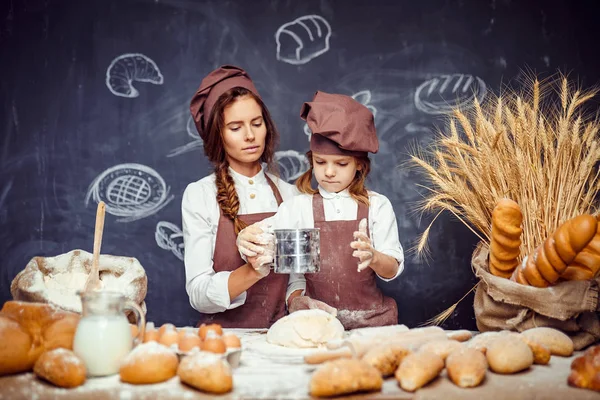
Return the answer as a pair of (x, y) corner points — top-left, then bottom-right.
(472, 242), (600, 350)
(11, 249), (147, 318)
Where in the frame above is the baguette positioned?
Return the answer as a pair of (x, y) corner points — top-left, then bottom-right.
(446, 347), (487, 388)
(395, 351), (444, 392)
(489, 199), (523, 278)
(512, 214), (600, 287)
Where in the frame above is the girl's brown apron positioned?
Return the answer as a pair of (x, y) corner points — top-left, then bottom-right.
(200, 176), (287, 328)
(305, 193), (398, 329)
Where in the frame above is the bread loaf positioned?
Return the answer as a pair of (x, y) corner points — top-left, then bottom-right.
(361, 343), (411, 377)
(0, 315), (34, 375)
(486, 336), (533, 374)
(446, 347), (487, 388)
(119, 342), (179, 384)
(446, 330), (473, 342)
(419, 339), (464, 362)
(568, 344), (600, 392)
(395, 351), (444, 392)
(512, 214), (600, 287)
(489, 199), (523, 278)
(33, 349), (86, 388)
(521, 327), (574, 356)
(310, 358), (382, 397)
(0, 301), (80, 376)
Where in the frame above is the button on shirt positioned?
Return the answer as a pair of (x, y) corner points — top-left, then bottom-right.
(182, 167), (299, 314)
(266, 186), (405, 294)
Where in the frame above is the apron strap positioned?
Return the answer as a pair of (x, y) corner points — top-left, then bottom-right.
(313, 191), (371, 235)
(265, 175), (284, 206)
(312, 192), (326, 223)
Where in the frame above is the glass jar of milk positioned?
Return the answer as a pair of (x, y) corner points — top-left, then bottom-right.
(73, 291), (145, 377)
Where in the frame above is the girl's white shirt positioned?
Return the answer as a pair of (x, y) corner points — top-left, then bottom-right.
(266, 186), (405, 296)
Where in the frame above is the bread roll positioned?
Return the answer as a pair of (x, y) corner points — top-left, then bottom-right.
(0, 315), (34, 375)
(512, 214), (600, 286)
(489, 198), (523, 278)
(466, 331), (503, 354)
(447, 330), (473, 342)
(568, 344), (600, 392)
(361, 343), (411, 377)
(178, 351), (233, 394)
(0, 301), (80, 376)
(119, 342), (179, 384)
(521, 327), (574, 356)
(33, 349), (86, 388)
(310, 358), (382, 397)
(419, 339), (464, 361)
(446, 347), (487, 388)
(519, 335), (551, 365)
(486, 336), (533, 374)
(395, 351), (444, 392)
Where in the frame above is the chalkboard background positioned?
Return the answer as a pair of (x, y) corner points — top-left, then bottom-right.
(1, 0), (599, 328)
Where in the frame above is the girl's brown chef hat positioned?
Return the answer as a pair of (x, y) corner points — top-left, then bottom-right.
(301, 91), (379, 157)
(190, 65), (261, 141)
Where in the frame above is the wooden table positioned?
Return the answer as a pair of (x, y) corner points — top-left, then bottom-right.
(0, 329), (597, 400)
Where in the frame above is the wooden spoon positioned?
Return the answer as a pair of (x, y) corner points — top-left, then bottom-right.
(84, 201), (106, 292)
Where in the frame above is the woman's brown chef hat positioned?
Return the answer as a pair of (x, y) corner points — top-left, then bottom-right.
(190, 65), (261, 141)
(301, 91), (378, 157)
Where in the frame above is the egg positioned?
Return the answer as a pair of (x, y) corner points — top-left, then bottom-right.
(198, 323), (223, 340)
(201, 336), (226, 354)
(143, 328), (160, 343)
(178, 327), (195, 341)
(159, 329), (179, 347)
(158, 323), (176, 337)
(222, 333), (241, 349)
(178, 333), (202, 352)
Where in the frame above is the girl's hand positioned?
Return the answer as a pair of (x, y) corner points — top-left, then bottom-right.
(350, 218), (375, 272)
(288, 296), (337, 316)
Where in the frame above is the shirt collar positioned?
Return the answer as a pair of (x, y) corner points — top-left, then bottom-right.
(228, 165), (267, 186)
(317, 186), (351, 199)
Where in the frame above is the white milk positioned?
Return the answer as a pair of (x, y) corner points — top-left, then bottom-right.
(73, 315), (132, 376)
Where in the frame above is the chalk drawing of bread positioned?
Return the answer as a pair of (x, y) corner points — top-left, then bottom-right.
(85, 163), (174, 222)
(275, 15), (332, 65)
(106, 53), (164, 98)
(414, 74), (487, 115)
(275, 150), (310, 182)
(155, 221), (185, 261)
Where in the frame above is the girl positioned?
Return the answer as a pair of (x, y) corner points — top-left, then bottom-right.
(238, 91), (404, 329)
(182, 65), (300, 328)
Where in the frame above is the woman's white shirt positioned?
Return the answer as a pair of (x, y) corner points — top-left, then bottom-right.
(182, 167), (298, 313)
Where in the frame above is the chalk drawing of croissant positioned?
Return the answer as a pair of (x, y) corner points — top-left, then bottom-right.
(106, 53), (164, 98)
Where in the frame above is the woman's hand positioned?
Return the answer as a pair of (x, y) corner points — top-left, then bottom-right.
(237, 222), (273, 257)
(288, 295), (337, 316)
(247, 252), (273, 278)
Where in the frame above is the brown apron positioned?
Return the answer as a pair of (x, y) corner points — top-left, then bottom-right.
(200, 176), (288, 329)
(306, 193), (398, 330)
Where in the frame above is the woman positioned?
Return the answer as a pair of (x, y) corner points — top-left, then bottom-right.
(182, 65), (300, 328)
(238, 91), (404, 329)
